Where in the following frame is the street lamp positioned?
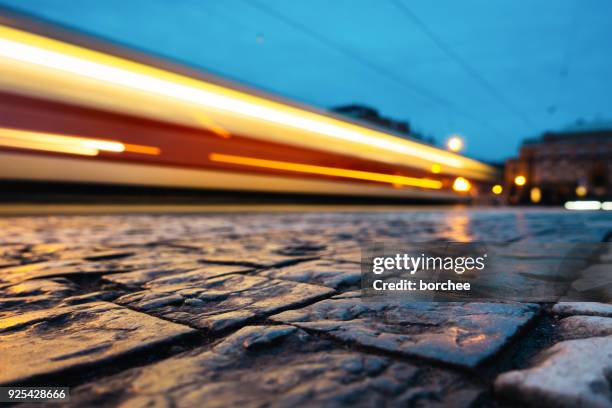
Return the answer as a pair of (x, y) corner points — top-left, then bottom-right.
(576, 185), (587, 197)
(452, 177), (471, 192)
(492, 184), (503, 195)
(530, 187), (541, 203)
(446, 135), (463, 153)
(514, 175), (526, 186)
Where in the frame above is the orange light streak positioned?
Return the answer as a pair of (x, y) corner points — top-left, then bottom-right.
(123, 143), (161, 155)
(209, 153), (443, 189)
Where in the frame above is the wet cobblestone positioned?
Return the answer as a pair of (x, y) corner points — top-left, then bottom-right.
(0, 209), (610, 407)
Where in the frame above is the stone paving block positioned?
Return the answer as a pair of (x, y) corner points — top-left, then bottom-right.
(488, 242), (593, 261)
(495, 335), (612, 408)
(0, 260), (85, 284)
(1, 243), (72, 267)
(97, 247), (204, 269)
(170, 237), (323, 267)
(116, 274), (334, 333)
(0, 258), (138, 285)
(272, 292), (539, 367)
(553, 302), (612, 317)
(558, 315), (612, 340)
(0, 243), (26, 268)
(459, 257), (577, 302)
(260, 259), (362, 290)
(0, 301), (195, 385)
(59, 291), (121, 306)
(0, 278), (76, 314)
(103, 263), (247, 287)
(600, 252), (612, 263)
(138, 265), (253, 289)
(569, 264), (612, 302)
(0, 247), (208, 286)
(321, 244), (363, 264)
(66, 325), (483, 407)
(11, 245), (134, 267)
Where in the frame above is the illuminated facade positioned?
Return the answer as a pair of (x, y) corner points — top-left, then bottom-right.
(505, 122), (612, 204)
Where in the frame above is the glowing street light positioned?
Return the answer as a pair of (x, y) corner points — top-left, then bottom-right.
(514, 175), (526, 186)
(492, 184), (503, 195)
(452, 177), (471, 192)
(446, 135), (464, 152)
(575, 185), (587, 197)
(530, 187), (542, 203)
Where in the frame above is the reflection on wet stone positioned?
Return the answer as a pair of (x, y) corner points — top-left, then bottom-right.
(103, 263), (247, 287)
(117, 274), (334, 333)
(260, 259), (362, 290)
(0, 278), (76, 314)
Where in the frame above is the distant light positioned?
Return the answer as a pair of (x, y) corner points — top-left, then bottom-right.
(431, 163), (441, 174)
(530, 187), (541, 203)
(447, 136), (463, 153)
(564, 201), (601, 211)
(575, 185), (587, 197)
(491, 184), (503, 195)
(602, 202), (612, 211)
(514, 175), (526, 186)
(452, 177), (471, 192)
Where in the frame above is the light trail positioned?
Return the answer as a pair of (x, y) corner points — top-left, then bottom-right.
(209, 153), (443, 189)
(0, 127), (159, 156)
(0, 24), (495, 175)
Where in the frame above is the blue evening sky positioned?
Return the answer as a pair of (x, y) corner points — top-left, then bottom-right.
(1, 0), (611, 161)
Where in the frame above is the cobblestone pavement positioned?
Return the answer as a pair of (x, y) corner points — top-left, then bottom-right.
(0, 209), (611, 407)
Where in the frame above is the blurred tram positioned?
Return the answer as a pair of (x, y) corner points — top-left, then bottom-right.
(0, 11), (498, 201)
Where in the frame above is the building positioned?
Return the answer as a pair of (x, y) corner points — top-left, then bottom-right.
(331, 105), (410, 134)
(505, 121), (612, 205)
(330, 105), (437, 145)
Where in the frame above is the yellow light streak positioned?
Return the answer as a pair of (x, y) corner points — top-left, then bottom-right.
(0, 127), (159, 157)
(452, 177), (471, 192)
(0, 134), (98, 156)
(209, 153), (443, 189)
(0, 25), (484, 171)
